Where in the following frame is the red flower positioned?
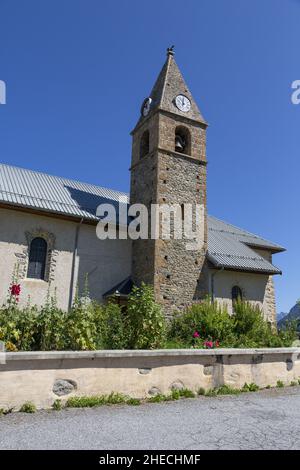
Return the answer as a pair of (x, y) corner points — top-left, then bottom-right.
(193, 331), (200, 338)
(215, 340), (220, 348)
(10, 284), (21, 297)
(204, 340), (213, 349)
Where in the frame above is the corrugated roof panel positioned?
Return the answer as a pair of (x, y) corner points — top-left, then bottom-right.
(208, 215), (284, 252)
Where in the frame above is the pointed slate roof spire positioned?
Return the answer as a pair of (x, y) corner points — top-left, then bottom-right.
(146, 47), (206, 124)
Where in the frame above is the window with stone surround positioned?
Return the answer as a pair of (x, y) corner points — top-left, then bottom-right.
(14, 228), (57, 282)
(140, 130), (149, 158)
(27, 237), (47, 280)
(175, 126), (191, 155)
(232, 285), (243, 303)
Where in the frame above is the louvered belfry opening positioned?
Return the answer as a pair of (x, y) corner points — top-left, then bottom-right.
(27, 237), (47, 280)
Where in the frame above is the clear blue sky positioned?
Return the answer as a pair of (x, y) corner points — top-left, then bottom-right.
(0, 0), (299, 313)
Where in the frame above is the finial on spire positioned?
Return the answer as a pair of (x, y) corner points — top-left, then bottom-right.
(167, 45), (175, 56)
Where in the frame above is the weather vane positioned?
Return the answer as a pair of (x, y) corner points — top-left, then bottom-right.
(167, 45), (175, 56)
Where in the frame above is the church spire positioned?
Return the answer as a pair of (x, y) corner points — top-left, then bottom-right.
(139, 47), (206, 126)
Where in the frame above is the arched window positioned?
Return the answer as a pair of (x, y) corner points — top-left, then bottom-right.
(27, 237), (47, 280)
(140, 130), (149, 158)
(232, 285), (243, 303)
(175, 126), (191, 155)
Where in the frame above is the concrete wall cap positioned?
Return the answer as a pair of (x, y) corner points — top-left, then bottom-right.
(4, 348), (300, 361)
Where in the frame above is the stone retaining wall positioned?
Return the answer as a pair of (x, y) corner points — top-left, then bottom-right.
(1, 348), (300, 410)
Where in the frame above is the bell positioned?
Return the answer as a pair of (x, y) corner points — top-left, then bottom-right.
(175, 135), (185, 152)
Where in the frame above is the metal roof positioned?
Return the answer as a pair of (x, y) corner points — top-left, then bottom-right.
(207, 217), (283, 274)
(0, 163), (125, 221)
(0, 163), (284, 275)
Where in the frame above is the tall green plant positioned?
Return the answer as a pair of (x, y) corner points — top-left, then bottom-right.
(35, 288), (66, 350)
(126, 284), (166, 349)
(66, 291), (97, 350)
(99, 302), (126, 349)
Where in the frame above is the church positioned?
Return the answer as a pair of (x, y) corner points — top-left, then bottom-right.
(0, 49), (284, 324)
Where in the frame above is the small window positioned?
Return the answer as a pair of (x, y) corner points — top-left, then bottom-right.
(27, 237), (47, 280)
(232, 285), (243, 303)
(175, 126), (191, 155)
(140, 130), (149, 158)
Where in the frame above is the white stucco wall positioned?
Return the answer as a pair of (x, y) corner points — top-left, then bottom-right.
(0, 207), (132, 310)
(211, 269), (276, 322)
(1, 349), (299, 410)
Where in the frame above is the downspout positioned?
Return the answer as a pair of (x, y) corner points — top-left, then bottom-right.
(68, 218), (84, 310)
(210, 266), (224, 302)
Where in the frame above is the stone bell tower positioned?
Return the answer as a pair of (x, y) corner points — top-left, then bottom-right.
(130, 47), (209, 316)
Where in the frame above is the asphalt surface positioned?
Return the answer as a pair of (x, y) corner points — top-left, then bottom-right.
(1, 387), (300, 450)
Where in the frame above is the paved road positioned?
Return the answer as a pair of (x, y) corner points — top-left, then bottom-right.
(1, 387), (300, 450)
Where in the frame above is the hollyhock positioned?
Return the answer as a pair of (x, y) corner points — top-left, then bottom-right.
(10, 284), (21, 297)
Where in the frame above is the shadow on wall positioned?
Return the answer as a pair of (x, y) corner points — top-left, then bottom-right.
(65, 186), (131, 303)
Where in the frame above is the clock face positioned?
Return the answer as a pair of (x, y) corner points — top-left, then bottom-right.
(141, 97), (152, 117)
(175, 94), (191, 112)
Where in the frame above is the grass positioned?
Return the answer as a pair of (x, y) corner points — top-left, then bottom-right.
(148, 394), (173, 403)
(19, 402), (36, 413)
(52, 399), (63, 411)
(66, 392), (128, 408)
(9, 378), (300, 414)
(126, 398), (141, 406)
(242, 382), (260, 392)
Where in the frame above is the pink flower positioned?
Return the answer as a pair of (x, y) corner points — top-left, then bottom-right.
(10, 284), (21, 297)
(193, 331), (200, 338)
(204, 340), (213, 349)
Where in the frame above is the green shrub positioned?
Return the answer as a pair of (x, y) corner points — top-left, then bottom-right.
(197, 387), (206, 396)
(126, 284), (166, 349)
(167, 298), (297, 349)
(169, 298), (233, 347)
(19, 402), (36, 413)
(290, 381), (297, 387)
(276, 380), (284, 388)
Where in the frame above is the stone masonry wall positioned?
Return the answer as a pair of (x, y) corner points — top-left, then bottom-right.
(130, 109), (208, 316)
